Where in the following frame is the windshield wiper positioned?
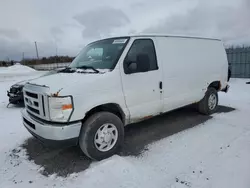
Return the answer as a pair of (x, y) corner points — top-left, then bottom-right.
(76, 65), (100, 73)
(58, 67), (75, 73)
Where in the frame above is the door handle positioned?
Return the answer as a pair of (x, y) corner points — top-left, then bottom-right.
(159, 81), (163, 90)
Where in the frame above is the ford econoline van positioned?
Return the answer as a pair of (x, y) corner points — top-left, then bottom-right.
(22, 35), (229, 160)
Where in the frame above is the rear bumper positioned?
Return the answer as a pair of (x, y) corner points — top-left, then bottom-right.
(21, 109), (81, 147)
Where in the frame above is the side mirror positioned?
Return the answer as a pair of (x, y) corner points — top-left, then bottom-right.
(124, 53), (150, 74)
(124, 60), (137, 74)
(127, 62), (137, 73)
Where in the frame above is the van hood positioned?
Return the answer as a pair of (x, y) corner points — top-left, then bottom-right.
(27, 72), (107, 95)
(13, 68), (62, 86)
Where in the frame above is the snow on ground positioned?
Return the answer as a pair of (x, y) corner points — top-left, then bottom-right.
(2, 63), (35, 73)
(0, 75), (250, 188)
(0, 64), (38, 78)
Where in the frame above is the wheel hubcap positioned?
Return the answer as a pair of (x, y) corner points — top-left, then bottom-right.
(94, 123), (118, 152)
(208, 93), (217, 110)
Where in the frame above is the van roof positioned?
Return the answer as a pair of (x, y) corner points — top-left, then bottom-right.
(109, 34), (221, 41)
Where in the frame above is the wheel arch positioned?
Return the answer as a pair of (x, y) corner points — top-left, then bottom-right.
(208, 81), (221, 91)
(82, 103), (126, 125)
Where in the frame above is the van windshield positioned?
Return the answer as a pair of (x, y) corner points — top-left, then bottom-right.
(69, 37), (129, 70)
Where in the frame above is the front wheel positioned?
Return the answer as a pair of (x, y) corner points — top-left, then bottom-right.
(79, 112), (124, 160)
(198, 87), (218, 115)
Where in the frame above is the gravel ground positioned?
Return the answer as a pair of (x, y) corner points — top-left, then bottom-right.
(21, 105), (234, 177)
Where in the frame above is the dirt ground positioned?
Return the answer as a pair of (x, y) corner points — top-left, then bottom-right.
(21, 105), (234, 177)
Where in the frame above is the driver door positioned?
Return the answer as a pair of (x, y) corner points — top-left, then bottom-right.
(120, 38), (163, 123)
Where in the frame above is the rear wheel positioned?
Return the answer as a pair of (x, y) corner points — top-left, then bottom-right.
(198, 87), (218, 115)
(79, 112), (124, 160)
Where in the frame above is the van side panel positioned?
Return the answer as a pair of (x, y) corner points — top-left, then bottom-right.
(155, 37), (228, 112)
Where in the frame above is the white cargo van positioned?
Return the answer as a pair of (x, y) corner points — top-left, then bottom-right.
(22, 35), (229, 160)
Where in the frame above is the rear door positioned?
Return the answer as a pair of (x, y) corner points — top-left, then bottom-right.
(120, 38), (163, 122)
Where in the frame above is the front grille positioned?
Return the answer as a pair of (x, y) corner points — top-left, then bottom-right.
(23, 118), (36, 129)
(42, 96), (46, 116)
(25, 91), (38, 98)
(23, 89), (48, 120)
(27, 105), (40, 115)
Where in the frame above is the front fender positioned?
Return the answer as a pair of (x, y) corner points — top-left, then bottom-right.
(69, 92), (129, 123)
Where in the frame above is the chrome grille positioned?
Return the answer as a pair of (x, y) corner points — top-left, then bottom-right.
(23, 85), (49, 120)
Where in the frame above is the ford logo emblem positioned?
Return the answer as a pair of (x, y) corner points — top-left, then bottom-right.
(28, 99), (33, 106)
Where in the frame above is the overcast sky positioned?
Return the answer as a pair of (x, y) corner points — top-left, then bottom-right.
(0, 0), (250, 60)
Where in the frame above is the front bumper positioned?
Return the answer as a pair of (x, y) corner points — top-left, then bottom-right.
(22, 109), (81, 147)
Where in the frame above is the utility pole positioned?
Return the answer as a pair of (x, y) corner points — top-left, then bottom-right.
(34, 41), (39, 59)
(22, 52), (24, 60)
(55, 40), (58, 64)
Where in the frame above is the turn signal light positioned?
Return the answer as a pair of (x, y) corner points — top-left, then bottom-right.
(62, 104), (73, 110)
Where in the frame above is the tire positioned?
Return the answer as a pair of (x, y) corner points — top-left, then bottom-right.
(79, 112), (124, 160)
(198, 87), (218, 115)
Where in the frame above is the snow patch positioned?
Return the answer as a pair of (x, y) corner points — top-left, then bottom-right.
(0, 64), (35, 73)
(0, 64), (37, 77)
(77, 155), (156, 188)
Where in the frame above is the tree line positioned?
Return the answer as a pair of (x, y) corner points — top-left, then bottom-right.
(21, 56), (75, 65)
(0, 56), (75, 67)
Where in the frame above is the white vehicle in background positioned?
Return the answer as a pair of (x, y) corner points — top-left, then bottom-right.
(21, 35), (229, 160)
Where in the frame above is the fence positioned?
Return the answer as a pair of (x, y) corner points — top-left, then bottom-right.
(226, 47), (250, 78)
(30, 62), (71, 70)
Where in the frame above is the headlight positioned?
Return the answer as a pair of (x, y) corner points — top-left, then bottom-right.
(48, 96), (73, 122)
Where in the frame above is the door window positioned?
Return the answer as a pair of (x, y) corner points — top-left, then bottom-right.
(124, 39), (158, 74)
